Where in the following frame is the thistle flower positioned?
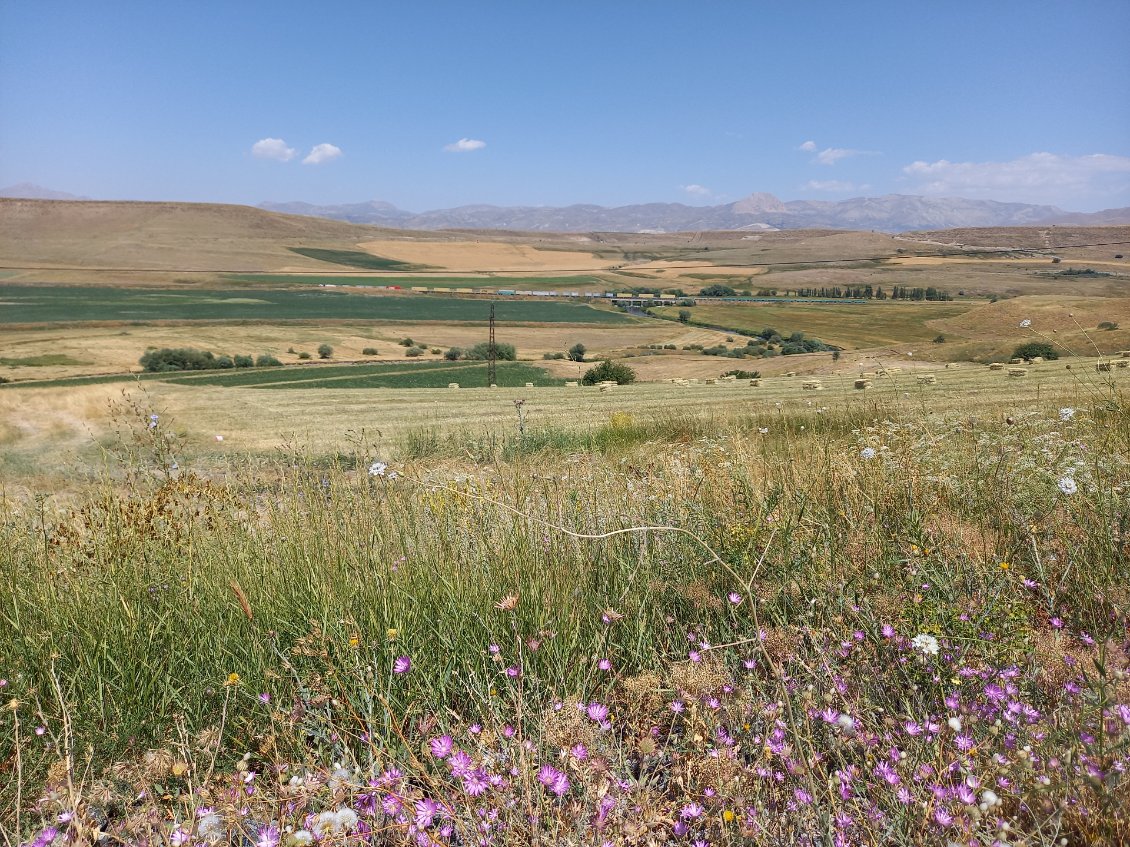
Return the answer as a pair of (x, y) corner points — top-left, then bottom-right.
(429, 735), (453, 759)
(586, 702), (609, 722)
(393, 656), (411, 674)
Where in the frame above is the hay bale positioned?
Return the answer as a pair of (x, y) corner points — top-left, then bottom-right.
(525, 382), (534, 388)
(1030, 356), (1044, 364)
(720, 374), (736, 381)
(448, 382), (460, 389)
(1097, 360), (1113, 372)
(988, 363), (1004, 371)
(490, 383), (499, 389)
(599, 384), (614, 392)
(861, 371), (876, 377)
(915, 374), (937, 385)
(854, 379), (872, 390)
(802, 379), (823, 391)
(1010, 358), (1024, 365)
(705, 378), (717, 385)
(1007, 368), (1027, 377)
(1121, 350), (1130, 358)
(748, 378), (761, 387)
(785, 371), (797, 377)
(565, 381), (579, 387)
(1116, 360), (1130, 369)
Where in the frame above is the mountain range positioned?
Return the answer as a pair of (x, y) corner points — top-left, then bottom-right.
(3, 183), (1128, 233)
(257, 193), (1130, 233)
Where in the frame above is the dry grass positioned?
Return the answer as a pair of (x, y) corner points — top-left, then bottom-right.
(356, 239), (611, 272)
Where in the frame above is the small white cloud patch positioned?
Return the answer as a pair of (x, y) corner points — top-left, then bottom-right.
(443, 138), (486, 153)
(251, 138), (296, 162)
(303, 143), (343, 165)
(903, 152), (1130, 203)
(681, 184), (712, 197)
(804, 180), (857, 192)
(798, 140), (817, 152)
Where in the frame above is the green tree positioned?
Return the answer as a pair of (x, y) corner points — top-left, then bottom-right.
(678, 309), (691, 323)
(581, 360), (636, 385)
(1013, 342), (1059, 361)
(317, 343), (334, 359)
(567, 343), (586, 362)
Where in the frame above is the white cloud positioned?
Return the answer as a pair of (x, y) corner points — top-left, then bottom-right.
(798, 140), (817, 152)
(803, 180), (858, 192)
(251, 138), (296, 162)
(302, 143), (343, 165)
(682, 184), (712, 197)
(815, 147), (863, 166)
(902, 152), (1130, 205)
(444, 138), (486, 153)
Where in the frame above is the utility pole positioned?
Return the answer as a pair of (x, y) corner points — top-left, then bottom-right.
(487, 303), (497, 387)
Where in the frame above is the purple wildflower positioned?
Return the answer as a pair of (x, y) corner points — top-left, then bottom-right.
(429, 735), (453, 759)
(393, 655), (411, 674)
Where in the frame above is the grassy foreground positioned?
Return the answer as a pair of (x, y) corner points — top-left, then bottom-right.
(2, 387), (1129, 844)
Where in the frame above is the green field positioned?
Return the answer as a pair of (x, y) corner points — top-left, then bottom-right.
(286, 247), (429, 270)
(654, 300), (976, 348)
(222, 273), (608, 289)
(0, 285), (635, 325)
(161, 360), (561, 389)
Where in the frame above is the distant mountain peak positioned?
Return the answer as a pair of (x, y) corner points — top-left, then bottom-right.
(0, 183), (88, 200)
(730, 192), (787, 214)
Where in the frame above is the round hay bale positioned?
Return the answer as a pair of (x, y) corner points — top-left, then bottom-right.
(1007, 368), (1027, 377)
(448, 382), (460, 389)
(854, 379), (872, 389)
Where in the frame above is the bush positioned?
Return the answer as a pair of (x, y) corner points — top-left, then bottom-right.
(297, 352), (312, 360)
(567, 343), (586, 362)
(215, 355), (234, 369)
(1098, 321), (1119, 331)
(362, 347), (378, 356)
(1013, 342), (1059, 361)
(542, 352), (565, 360)
(399, 338), (415, 347)
(317, 344), (334, 359)
(722, 369), (761, 379)
(233, 354), (254, 368)
(430, 348), (442, 355)
(255, 355), (282, 367)
(405, 346), (425, 357)
(444, 348), (463, 361)
(581, 360), (636, 385)
(700, 284), (736, 297)
(466, 342), (517, 361)
(678, 309), (691, 323)
(139, 347), (226, 373)
(934, 335), (947, 343)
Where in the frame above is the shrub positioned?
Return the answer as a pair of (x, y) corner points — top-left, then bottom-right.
(215, 355), (234, 369)
(542, 352), (565, 360)
(317, 343), (334, 359)
(1013, 341), (1059, 361)
(1098, 321), (1119, 331)
(286, 347), (296, 354)
(934, 335), (947, 343)
(233, 354), (253, 368)
(139, 347), (226, 373)
(567, 343), (586, 362)
(678, 309), (691, 323)
(399, 338), (415, 347)
(700, 284), (736, 297)
(581, 360), (636, 385)
(255, 355), (282, 367)
(466, 342), (517, 361)
(362, 347), (378, 356)
(297, 352), (312, 360)
(663, 344), (677, 350)
(405, 346), (425, 357)
(722, 369), (761, 379)
(444, 347), (463, 361)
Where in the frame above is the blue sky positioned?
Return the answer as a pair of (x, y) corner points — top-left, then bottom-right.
(2, 1), (1128, 211)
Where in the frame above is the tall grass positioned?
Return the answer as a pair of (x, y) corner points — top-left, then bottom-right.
(2, 389), (1129, 842)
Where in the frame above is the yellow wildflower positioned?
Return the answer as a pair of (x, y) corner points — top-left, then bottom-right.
(225, 672), (241, 687)
(386, 628), (399, 641)
(722, 810), (735, 824)
(999, 561), (1010, 571)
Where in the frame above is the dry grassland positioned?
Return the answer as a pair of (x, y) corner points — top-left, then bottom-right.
(356, 239), (611, 272)
(0, 322), (728, 381)
(1, 356), (1115, 492)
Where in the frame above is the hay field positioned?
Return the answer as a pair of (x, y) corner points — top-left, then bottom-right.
(357, 239), (612, 272)
(2, 355), (1116, 489)
(0, 321), (719, 381)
